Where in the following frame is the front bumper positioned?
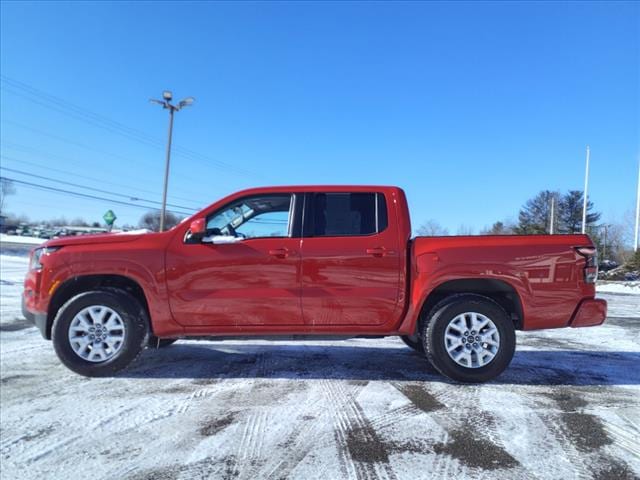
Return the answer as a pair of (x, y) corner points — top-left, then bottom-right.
(22, 296), (49, 339)
(570, 298), (607, 328)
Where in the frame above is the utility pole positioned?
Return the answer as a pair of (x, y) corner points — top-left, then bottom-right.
(602, 224), (608, 260)
(150, 91), (195, 231)
(634, 156), (640, 252)
(549, 195), (555, 234)
(581, 145), (590, 234)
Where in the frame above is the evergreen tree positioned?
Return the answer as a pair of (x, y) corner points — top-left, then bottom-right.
(486, 221), (512, 235)
(515, 190), (600, 235)
(515, 190), (560, 234)
(559, 190), (600, 233)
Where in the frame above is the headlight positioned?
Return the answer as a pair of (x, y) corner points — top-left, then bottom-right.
(30, 247), (61, 270)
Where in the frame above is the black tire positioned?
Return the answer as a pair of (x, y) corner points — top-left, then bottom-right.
(400, 334), (424, 353)
(51, 289), (149, 377)
(422, 294), (515, 383)
(148, 337), (178, 348)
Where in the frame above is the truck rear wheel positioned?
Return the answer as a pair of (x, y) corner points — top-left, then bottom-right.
(51, 289), (149, 377)
(422, 294), (515, 383)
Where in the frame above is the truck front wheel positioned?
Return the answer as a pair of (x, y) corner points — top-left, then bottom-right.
(51, 289), (149, 377)
(400, 335), (424, 353)
(148, 337), (178, 348)
(422, 294), (515, 383)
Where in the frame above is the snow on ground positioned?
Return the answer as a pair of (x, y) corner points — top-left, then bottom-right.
(0, 234), (45, 245)
(1, 253), (639, 480)
(598, 281), (640, 295)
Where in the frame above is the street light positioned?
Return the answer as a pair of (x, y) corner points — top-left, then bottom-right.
(150, 91), (195, 231)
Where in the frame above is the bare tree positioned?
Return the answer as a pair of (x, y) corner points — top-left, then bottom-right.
(139, 210), (182, 232)
(417, 219), (449, 236)
(595, 214), (636, 264)
(0, 178), (16, 215)
(456, 224), (475, 235)
(70, 217), (90, 227)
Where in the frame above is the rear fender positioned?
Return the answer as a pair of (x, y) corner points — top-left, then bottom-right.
(398, 258), (532, 334)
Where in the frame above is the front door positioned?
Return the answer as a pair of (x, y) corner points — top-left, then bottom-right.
(166, 193), (303, 327)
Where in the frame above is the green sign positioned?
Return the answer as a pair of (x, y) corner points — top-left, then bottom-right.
(103, 210), (117, 226)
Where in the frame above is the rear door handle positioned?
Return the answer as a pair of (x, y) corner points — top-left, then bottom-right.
(268, 248), (289, 259)
(366, 247), (388, 257)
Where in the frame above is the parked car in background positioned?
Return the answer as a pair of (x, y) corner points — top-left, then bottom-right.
(23, 186), (606, 383)
(599, 259), (619, 272)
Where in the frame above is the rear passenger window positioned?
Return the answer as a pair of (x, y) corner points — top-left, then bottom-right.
(311, 193), (388, 236)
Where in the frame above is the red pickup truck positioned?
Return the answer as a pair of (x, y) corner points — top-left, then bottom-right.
(23, 186), (606, 382)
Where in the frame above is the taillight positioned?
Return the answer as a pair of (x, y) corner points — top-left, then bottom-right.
(576, 247), (598, 284)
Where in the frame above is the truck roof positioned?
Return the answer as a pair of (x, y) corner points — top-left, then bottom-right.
(230, 185), (403, 195)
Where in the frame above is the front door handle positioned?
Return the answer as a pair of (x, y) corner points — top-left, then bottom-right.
(268, 248), (289, 259)
(366, 247), (387, 257)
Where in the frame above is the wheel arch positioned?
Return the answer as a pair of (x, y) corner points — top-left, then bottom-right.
(416, 278), (524, 334)
(45, 274), (152, 340)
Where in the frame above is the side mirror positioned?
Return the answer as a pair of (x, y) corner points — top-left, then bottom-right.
(189, 218), (206, 240)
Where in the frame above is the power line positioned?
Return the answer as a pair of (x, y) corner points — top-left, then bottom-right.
(1, 176), (193, 216)
(0, 165), (198, 213)
(0, 75), (265, 179)
(2, 119), (147, 163)
(1, 119), (228, 193)
(1, 143), (207, 205)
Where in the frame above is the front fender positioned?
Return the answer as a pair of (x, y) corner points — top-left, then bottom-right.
(44, 251), (182, 337)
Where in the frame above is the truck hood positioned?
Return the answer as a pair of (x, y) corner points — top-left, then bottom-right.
(44, 230), (154, 248)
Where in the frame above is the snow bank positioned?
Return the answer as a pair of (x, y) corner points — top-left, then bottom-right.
(597, 282), (640, 295)
(0, 234), (45, 245)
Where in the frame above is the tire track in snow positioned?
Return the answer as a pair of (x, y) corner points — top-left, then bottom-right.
(387, 383), (460, 478)
(226, 410), (270, 480)
(257, 391), (327, 479)
(391, 382), (522, 476)
(2, 379), (241, 469)
(320, 379), (366, 480)
(485, 386), (612, 479)
(216, 352), (275, 478)
(538, 391), (616, 478)
(320, 378), (398, 480)
(604, 410), (640, 460)
(367, 403), (418, 431)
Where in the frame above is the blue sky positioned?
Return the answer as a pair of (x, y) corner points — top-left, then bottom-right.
(1, 1), (638, 233)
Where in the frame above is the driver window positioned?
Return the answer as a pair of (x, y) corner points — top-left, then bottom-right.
(205, 194), (293, 239)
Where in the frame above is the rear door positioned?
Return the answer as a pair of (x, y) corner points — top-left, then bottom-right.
(300, 191), (403, 326)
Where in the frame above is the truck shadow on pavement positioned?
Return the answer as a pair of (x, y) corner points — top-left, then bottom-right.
(121, 343), (640, 386)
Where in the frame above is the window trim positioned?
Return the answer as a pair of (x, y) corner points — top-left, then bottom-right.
(302, 192), (389, 238)
(201, 193), (297, 241)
